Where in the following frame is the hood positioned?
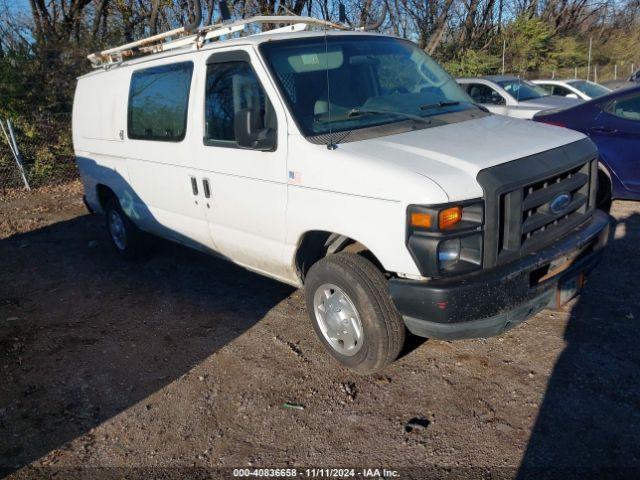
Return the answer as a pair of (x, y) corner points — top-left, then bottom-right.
(520, 95), (583, 110)
(332, 114), (586, 202)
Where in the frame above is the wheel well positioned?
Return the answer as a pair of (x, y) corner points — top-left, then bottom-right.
(294, 231), (385, 283)
(598, 167), (612, 196)
(596, 167), (613, 212)
(96, 184), (116, 211)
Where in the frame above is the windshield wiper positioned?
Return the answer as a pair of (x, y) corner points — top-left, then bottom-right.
(347, 108), (432, 125)
(419, 100), (460, 111)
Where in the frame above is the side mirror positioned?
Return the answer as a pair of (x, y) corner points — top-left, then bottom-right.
(566, 93), (579, 99)
(234, 109), (276, 151)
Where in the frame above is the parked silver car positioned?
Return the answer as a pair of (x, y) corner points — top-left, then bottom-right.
(457, 75), (583, 119)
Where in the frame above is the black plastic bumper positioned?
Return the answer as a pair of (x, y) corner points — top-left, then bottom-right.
(389, 210), (610, 340)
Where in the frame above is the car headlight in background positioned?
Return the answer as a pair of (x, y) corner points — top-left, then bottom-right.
(406, 200), (484, 277)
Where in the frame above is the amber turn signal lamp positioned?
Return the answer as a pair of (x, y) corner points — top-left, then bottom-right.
(410, 212), (432, 228)
(439, 207), (462, 229)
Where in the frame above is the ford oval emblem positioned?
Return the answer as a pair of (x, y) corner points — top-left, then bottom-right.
(550, 192), (572, 214)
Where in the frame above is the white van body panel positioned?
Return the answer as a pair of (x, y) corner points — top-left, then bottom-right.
(73, 31), (590, 287)
(311, 114), (585, 202)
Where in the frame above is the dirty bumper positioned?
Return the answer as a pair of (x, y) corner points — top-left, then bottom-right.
(389, 210), (610, 340)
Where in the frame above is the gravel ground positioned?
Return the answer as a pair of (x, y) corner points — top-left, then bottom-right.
(1, 182), (639, 479)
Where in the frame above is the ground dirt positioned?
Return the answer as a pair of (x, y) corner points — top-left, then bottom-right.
(1, 182), (639, 479)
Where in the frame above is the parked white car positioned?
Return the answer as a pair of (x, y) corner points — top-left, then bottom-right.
(73, 19), (609, 373)
(457, 75), (583, 119)
(532, 79), (612, 100)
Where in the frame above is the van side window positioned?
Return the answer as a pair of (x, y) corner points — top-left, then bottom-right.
(204, 61), (276, 147)
(128, 61), (194, 142)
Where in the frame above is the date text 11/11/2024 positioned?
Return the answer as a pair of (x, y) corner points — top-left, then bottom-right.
(232, 468), (400, 478)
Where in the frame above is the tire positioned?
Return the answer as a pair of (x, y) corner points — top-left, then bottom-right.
(304, 252), (406, 374)
(104, 196), (147, 260)
(596, 169), (612, 214)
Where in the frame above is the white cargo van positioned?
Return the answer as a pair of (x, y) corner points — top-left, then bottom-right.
(73, 17), (610, 373)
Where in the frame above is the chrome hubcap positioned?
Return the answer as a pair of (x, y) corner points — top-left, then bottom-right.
(108, 210), (127, 250)
(313, 283), (363, 356)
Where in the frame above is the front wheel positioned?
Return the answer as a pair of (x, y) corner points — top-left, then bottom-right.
(304, 252), (406, 374)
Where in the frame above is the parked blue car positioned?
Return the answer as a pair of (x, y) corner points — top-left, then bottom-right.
(534, 85), (640, 209)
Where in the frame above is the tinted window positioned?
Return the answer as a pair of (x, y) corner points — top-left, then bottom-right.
(537, 84), (554, 94)
(551, 85), (573, 96)
(205, 61), (275, 146)
(128, 62), (194, 141)
(567, 80), (610, 99)
(466, 84), (505, 105)
(497, 79), (547, 101)
(607, 94), (640, 121)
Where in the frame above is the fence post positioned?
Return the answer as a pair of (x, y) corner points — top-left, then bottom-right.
(594, 65), (598, 84)
(587, 37), (592, 81)
(614, 63), (617, 80)
(574, 66), (578, 79)
(1, 119), (31, 191)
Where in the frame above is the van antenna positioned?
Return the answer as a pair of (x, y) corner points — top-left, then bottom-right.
(324, 12), (337, 150)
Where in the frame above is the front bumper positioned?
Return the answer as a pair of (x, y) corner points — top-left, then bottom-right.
(389, 210), (610, 340)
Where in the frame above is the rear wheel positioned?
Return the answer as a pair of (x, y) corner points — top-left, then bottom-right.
(304, 252), (405, 374)
(104, 196), (147, 260)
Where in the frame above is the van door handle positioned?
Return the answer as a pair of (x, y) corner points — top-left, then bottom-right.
(202, 178), (211, 199)
(190, 176), (198, 195)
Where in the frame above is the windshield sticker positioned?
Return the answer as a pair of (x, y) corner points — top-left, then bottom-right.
(301, 54), (320, 66)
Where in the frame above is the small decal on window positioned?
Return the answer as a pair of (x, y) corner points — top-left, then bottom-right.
(300, 54), (320, 66)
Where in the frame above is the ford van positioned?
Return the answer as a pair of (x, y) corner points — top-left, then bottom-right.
(73, 17), (610, 373)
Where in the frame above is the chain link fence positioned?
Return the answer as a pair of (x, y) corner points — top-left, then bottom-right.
(526, 62), (638, 83)
(0, 112), (77, 196)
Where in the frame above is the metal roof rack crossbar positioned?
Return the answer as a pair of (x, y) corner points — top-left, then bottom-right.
(87, 15), (348, 68)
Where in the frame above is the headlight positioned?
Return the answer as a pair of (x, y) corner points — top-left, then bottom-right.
(406, 200), (484, 277)
(438, 238), (461, 270)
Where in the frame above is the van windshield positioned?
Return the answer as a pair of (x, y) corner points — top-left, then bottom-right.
(259, 36), (477, 137)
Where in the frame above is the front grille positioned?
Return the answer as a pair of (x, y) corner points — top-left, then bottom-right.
(499, 160), (596, 258)
(477, 138), (599, 269)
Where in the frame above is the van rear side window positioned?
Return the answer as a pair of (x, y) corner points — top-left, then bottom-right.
(127, 61), (194, 142)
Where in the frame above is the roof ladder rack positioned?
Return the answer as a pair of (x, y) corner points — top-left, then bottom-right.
(87, 15), (348, 68)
